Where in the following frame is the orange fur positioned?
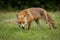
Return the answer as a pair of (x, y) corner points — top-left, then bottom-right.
(16, 8), (56, 30)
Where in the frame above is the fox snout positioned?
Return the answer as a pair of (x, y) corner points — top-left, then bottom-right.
(20, 24), (25, 29)
(17, 21), (27, 29)
(17, 23), (25, 29)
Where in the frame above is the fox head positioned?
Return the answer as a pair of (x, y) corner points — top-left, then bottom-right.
(17, 11), (28, 28)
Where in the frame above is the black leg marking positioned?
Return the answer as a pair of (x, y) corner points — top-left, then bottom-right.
(35, 19), (40, 27)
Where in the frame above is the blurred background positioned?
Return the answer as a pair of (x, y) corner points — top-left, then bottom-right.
(0, 0), (60, 40)
(0, 0), (60, 11)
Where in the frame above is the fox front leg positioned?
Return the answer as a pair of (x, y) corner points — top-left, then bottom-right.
(28, 22), (32, 30)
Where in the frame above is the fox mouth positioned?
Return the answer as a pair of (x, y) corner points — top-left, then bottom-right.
(22, 26), (24, 29)
(17, 24), (25, 29)
(17, 23), (25, 29)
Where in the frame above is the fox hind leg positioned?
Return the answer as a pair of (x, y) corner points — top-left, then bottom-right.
(45, 19), (55, 30)
(47, 17), (56, 29)
(42, 17), (53, 29)
(35, 18), (40, 27)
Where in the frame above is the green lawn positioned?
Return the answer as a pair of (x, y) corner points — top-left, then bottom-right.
(0, 11), (60, 40)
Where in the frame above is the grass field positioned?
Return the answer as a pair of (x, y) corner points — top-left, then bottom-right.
(0, 11), (60, 40)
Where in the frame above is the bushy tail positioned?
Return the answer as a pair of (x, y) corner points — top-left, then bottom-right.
(47, 14), (55, 25)
(40, 12), (56, 29)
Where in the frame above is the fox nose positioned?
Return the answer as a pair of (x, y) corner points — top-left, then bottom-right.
(21, 23), (26, 29)
(22, 26), (24, 29)
(21, 24), (25, 29)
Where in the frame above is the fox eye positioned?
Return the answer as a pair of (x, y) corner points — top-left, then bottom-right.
(24, 16), (26, 18)
(23, 22), (25, 24)
(24, 15), (25, 17)
(18, 22), (21, 24)
(18, 22), (25, 24)
(19, 22), (21, 24)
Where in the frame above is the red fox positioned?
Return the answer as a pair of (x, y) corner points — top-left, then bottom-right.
(16, 8), (56, 30)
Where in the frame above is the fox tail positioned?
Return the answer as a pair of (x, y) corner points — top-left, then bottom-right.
(40, 11), (56, 29)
